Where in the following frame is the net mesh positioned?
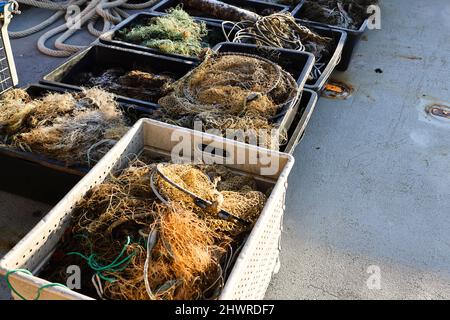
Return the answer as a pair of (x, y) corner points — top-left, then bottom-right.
(158, 52), (298, 149)
(76, 68), (176, 103)
(0, 88), (129, 166)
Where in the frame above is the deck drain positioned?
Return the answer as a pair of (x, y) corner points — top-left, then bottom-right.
(427, 104), (450, 120)
(322, 81), (354, 99)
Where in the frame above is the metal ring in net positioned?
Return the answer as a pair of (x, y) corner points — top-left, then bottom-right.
(179, 52), (299, 117)
(150, 163), (251, 227)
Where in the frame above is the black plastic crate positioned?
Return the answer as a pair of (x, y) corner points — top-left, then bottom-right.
(299, 22), (347, 90)
(42, 44), (304, 138)
(256, 0), (297, 10)
(296, 20), (347, 92)
(99, 12), (233, 62)
(292, 0), (369, 71)
(151, 0), (290, 22)
(214, 24), (346, 92)
(0, 84), (155, 205)
(283, 89), (318, 154)
(41, 44), (196, 108)
(208, 50), (312, 134)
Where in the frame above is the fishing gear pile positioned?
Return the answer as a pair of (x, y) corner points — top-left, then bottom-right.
(41, 159), (267, 300)
(75, 68), (176, 103)
(158, 52), (298, 149)
(222, 12), (333, 80)
(115, 7), (208, 56)
(0, 88), (129, 167)
(154, 163), (266, 236)
(297, 0), (379, 30)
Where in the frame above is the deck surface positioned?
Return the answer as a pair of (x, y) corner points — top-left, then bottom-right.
(1, 0), (450, 299)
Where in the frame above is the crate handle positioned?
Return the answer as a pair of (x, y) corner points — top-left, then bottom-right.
(197, 143), (230, 159)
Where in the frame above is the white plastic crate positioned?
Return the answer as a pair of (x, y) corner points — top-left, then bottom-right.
(0, 1), (19, 94)
(0, 119), (294, 300)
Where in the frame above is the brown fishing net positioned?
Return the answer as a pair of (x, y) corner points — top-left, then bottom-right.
(76, 68), (176, 103)
(156, 164), (218, 205)
(41, 158), (268, 300)
(158, 52), (298, 149)
(102, 203), (225, 300)
(0, 88), (129, 167)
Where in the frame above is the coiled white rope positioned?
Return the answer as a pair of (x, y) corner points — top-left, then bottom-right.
(9, 0), (160, 57)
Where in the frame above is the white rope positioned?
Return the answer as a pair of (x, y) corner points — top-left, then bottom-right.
(9, 0), (160, 57)
(144, 226), (158, 300)
(91, 274), (105, 299)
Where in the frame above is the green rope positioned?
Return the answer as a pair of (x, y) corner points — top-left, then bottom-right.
(4, 269), (68, 300)
(67, 236), (137, 283)
(4, 236), (137, 299)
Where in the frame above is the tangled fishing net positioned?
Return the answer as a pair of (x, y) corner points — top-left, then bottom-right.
(0, 88), (129, 166)
(158, 52), (298, 149)
(116, 7), (208, 56)
(76, 68), (176, 103)
(223, 12), (333, 80)
(298, 0), (379, 30)
(153, 163), (266, 236)
(42, 159), (268, 300)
